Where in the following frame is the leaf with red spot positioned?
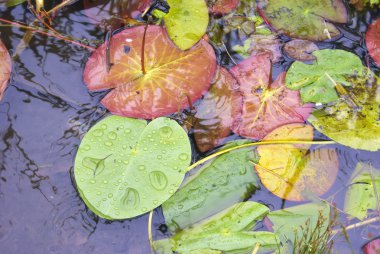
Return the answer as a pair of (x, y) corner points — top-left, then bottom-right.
(230, 53), (313, 140)
(194, 66), (241, 152)
(209, 0), (240, 15)
(83, 25), (216, 119)
(0, 39), (11, 102)
(366, 18), (380, 67)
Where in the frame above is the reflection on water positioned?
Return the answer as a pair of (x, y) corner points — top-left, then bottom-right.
(0, 1), (379, 254)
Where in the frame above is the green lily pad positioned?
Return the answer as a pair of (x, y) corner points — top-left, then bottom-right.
(257, 0), (348, 41)
(286, 49), (364, 103)
(344, 163), (380, 220)
(164, 0), (209, 50)
(74, 116), (191, 220)
(155, 202), (279, 254)
(162, 140), (260, 233)
(309, 70), (380, 151)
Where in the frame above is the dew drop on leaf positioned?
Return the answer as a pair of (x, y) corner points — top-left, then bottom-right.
(149, 171), (168, 191)
(159, 126), (173, 138)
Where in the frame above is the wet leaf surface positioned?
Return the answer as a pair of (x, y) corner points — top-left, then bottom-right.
(0, 39), (11, 102)
(194, 66), (241, 152)
(74, 116), (191, 219)
(230, 53), (312, 140)
(256, 124), (339, 201)
(209, 0), (240, 15)
(257, 0), (348, 41)
(286, 49), (364, 103)
(344, 162), (380, 220)
(83, 25), (216, 119)
(162, 140), (259, 233)
(366, 18), (380, 67)
(283, 39), (319, 62)
(309, 71), (380, 151)
(164, 0), (209, 50)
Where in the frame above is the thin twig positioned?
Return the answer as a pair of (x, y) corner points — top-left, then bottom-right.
(148, 210), (154, 254)
(332, 217), (380, 234)
(251, 243), (260, 254)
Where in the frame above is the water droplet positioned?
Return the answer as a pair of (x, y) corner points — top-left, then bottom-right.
(173, 166), (178, 170)
(108, 131), (117, 140)
(115, 211), (120, 215)
(122, 145), (127, 149)
(143, 147), (148, 151)
(101, 124), (107, 130)
(121, 188), (140, 208)
(142, 207), (147, 212)
(83, 145), (91, 151)
(96, 191), (101, 196)
(179, 153), (188, 161)
(138, 165), (146, 171)
(159, 126), (173, 138)
(178, 204), (183, 209)
(90, 179), (96, 184)
(149, 171), (168, 191)
(168, 189), (174, 194)
(153, 200), (158, 205)
(239, 168), (247, 175)
(157, 155), (163, 160)
(108, 193), (113, 198)
(125, 128), (131, 134)
(92, 129), (104, 137)
(118, 179), (122, 183)
(104, 141), (113, 147)
(103, 180), (108, 184)
(80, 178), (84, 182)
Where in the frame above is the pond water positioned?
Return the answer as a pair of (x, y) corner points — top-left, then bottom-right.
(0, 1), (380, 254)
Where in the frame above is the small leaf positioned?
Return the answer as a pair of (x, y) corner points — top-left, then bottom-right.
(164, 0), (209, 50)
(344, 162), (380, 220)
(0, 39), (11, 102)
(366, 18), (380, 67)
(283, 39), (319, 62)
(257, 0), (348, 41)
(5, 0), (26, 7)
(83, 25), (216, 119)
(256, 124), (339, 201)
(286, 49), (364, 103)
(209, 0), (240, 15)
(163, 140), (260, 232)
(74, 116), (191, 220)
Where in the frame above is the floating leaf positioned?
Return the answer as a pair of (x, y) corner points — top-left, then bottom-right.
(309, 71), (380, 151)
(83, 25), (216, 119)
(209, 0), (240, 15)
(267, 202), (330, 253)
(363, 237), (380, 254)
(74, 116), (191, 220)
(5, 0), (26, 7)
(256, 124), (339, 201)
(156, 202), (279, 254)
(257, 0), (348, 41)
(230, 53), (312, 140)
(0, 39), (11, 102)
(163, 0), (209, 50)
(344, 163), (380, 220)
(366, 18), (380, 67)
(286, 49), (364, 103)
(163, 140), (260, 233)
(194, 67), (241, 152)
(283, 39), (319, 62)
(350, 0), (380, 10)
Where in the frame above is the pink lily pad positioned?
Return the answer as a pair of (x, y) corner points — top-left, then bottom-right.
(363, 238), (380, 254)
(210, 0), (240, 15)
(0, 39), (11, 102)
(366, 19), (380, 67)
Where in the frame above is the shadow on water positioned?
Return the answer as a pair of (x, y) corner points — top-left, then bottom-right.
(0, 1), (379, 253)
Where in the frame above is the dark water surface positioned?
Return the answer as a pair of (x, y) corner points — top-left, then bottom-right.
(0, 1), (380, 254)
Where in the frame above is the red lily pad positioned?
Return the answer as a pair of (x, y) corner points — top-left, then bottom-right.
(0, 40), (11, 102)
(83, 25), (216, 119)
(364, 238), (380, 254)
(230, 53), (313, 140)
(366, 19), (380, 67)
(194, 66), (241, 152)
(210, 0), (240, 15)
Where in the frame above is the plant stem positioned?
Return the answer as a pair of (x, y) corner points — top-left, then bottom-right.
(252, 243), (260, 254)
(148, 210), (154, 254)
(332, 216), (380, 234)
(186, 140), (335, 171)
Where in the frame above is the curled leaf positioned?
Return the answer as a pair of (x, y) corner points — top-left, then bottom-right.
(366, 18), (380, 67)
(283, 39), (319, 62)
(0, 39), (11, 102)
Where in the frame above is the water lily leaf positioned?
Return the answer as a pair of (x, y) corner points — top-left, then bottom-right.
(366, 19), (380, 67)
(283, 39), (319, 62)
(163, 0), (209, 50)
(267, 202), (330, 253)
(194, 66), (241, 152)
(350, 0), (380, 10)
(257, 0), (348, 41)
(309, 71), (380, 151)
(0, 40), (11, 102)
(256, 124), (339, 201)
(230, 53), (312, 140)
(209, 0), (240, 15)
(363, 237), (380, 254)
(74, 116), (191, 220)
(344, 163), (380, 220)
(157, 202), (279, 254)
(163, 140), (260, 233)
(286, 49), (364, 103)
(83, 25), (216, 119)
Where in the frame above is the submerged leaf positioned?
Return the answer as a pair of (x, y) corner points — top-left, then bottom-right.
(309, 71), (380, 151)
(256, 124), (339, 201)
(163, 140), (259, 233)
(286, 49), (364, 103)
(194, 67), (241, 152)
(344, 163), (380, 220)
(74, 116), (191, 220)
(283, 39), (319, 62)
(257, 0), (348, 41)
(230, 53), (312, 140)
(209, 0), (240, 15)
(164, 0), (209, 50)
(83, 25), (216, 119)
(366, 18), (380, 67)
(0, 40), (11, 102)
